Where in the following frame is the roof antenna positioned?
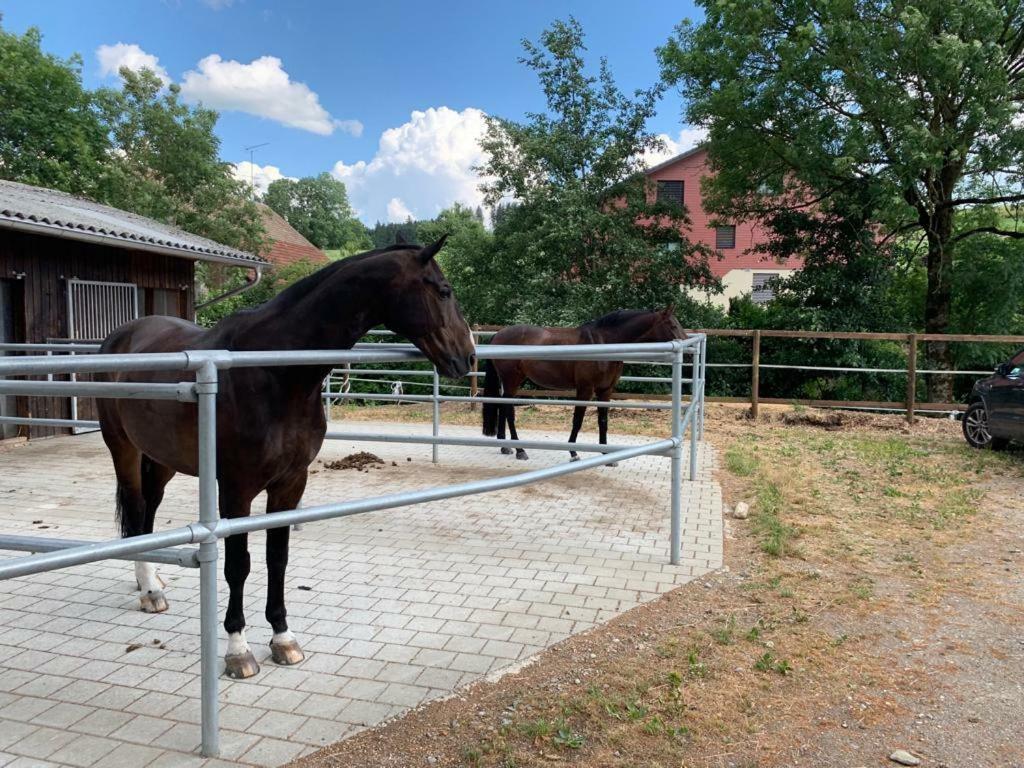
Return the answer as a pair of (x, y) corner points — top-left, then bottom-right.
(243, 142), (270, 199)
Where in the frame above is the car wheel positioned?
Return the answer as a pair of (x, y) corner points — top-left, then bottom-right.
(962, 402), (1008, 450)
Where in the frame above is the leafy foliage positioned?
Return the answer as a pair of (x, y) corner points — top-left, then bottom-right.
(479, 18), (716, 326)
(416, 204), (496, 324)
(264, 172), (369, 253)
(96, 69), (264, 254)
(660, 0), (1024, 398)
(0, 25), (108, 196)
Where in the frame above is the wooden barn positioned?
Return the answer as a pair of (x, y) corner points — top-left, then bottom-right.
(0, 179), (266, 439)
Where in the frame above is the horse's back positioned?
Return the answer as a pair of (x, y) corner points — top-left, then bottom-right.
(100, 315), (206, 357)
(492, 325), (581, 347)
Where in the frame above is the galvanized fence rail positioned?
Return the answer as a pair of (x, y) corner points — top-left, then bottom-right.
(0, 337), (706, 758)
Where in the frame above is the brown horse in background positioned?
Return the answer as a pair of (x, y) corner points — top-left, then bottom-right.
(481, 309), (684, 461)
(98, 237), (475, 679)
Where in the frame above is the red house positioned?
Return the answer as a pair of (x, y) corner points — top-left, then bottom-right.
(257, 205), (328, 268)
(646, 146), (802, 307)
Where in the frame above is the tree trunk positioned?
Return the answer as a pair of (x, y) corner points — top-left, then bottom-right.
(923, 207), (955, 404)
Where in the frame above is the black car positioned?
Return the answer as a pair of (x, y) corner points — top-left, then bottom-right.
(962, 348), (1024, 449)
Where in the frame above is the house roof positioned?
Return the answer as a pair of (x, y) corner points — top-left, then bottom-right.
(0, 179), (265, 267)
(644, 145), (707, 176)
(257, 205), (328, 267)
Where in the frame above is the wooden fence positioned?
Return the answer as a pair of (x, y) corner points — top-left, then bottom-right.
(471, 326), (1024, 424)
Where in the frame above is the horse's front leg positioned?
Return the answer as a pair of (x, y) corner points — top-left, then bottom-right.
(221, 488), (259, 679)
(505, 404), (528, 460)
(265, 473), (307, 667)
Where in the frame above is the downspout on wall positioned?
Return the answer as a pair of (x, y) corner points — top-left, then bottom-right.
(194, 264), (264, 319)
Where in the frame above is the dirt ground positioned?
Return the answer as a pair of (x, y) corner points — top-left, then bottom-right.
(290, 403), (1024, 768)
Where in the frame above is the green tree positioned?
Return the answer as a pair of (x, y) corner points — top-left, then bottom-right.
(264, 173), (368, 252)
(659, 0), (1024, 399)
(0, 24), (108, 195)
(417, 204), (496, 323)
(96, 68), (264, 253)
(479, 18), (715, 326)
(368, 219), (421, 249)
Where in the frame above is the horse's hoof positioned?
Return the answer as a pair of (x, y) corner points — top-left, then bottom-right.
(516, 451), (529, 461)
(500, 447), (513, 455)
(570, 454), (580, 463)
(224, 650), (260, 679)
(605, 461), (619, 468)
(139, 590), (169, 613)
(270, 639), (305, 666)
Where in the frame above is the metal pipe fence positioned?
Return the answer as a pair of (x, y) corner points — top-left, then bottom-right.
(0, 336), (706, 759)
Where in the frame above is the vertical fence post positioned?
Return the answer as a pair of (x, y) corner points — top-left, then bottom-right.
(195, 361), (220, 759)
(751, 330), (761, 420)
(698, 335), (707, 440)
(469, 326), (479, 412)
(432, 366), (440, 464)
(669, 341), (683, 566)
(906, 333), (917, 425)
(689, 344), (699, 482)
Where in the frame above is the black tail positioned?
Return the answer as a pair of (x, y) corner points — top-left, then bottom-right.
(115, 456), (153, 538)
(482, 360), (501, 436)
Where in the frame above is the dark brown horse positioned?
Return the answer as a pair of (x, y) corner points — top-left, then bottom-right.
(98, 237), (474, 679)
(481, 309), (684, 461)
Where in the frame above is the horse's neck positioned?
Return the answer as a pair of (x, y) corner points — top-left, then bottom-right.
(587, 316), (655, 345)
(210, 269), (381, 387)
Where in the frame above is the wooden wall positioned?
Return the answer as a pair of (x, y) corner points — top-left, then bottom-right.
(0, 229), (195, 438)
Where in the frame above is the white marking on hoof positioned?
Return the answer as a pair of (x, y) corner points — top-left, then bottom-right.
(136, 561), (169, 613)
(269, 630), (305, 666)
(224, 630), (260, 679)
(570, 454), (580, 462)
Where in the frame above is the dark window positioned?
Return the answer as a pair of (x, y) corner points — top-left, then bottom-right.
(656, 180), (684, 206)
(716, 225), (737, 249)
(751, 273), (777, 304)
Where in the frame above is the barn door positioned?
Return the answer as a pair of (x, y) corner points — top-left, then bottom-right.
(66, 279), (139, 341)
(66, 279), (139, 434)
(1, 280), (19, 439)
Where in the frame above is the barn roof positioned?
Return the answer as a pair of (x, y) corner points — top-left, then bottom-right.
(0, 179), (266, 267)
(257, 205), (328, 267)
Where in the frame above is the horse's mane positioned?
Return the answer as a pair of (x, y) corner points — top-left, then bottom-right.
(268, 243), (419, 311)
(580, 309), (656, 330)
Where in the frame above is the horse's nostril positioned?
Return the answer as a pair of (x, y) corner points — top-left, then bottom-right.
(469, 353), (477, 367)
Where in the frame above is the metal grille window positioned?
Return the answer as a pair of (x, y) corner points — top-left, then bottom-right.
(656, 180), (684, 206)
(751, 273), (777, 304)
(715, 225), (736, 249)
(67, 279), (139, 341)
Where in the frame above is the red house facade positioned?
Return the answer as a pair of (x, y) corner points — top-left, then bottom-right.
(646, 146), (802, 307)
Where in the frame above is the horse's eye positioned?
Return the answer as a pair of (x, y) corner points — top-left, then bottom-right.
(440, 285), (452, 299)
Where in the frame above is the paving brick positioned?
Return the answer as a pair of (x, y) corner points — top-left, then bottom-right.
(0, 422), (722, 766)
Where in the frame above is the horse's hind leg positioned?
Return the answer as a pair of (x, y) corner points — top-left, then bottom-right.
(221, 486), (260, 679)
(567, 386), (594, 462)
(265, 473), (307, 667)
(505, 404), (528, 460)
(596, 387), (617, 467)
(100, 421), (166, 613)
(135, 457), (177, 612)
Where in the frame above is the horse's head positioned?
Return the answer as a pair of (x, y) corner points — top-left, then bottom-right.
(638, 307), (686, 343)
(383, 235), (476, 378)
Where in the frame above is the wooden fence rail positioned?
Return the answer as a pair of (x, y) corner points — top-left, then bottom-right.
(472, 325), (1024, 424)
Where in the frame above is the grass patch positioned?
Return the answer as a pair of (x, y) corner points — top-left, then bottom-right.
(724, 442), (759, 476)
(752, 479), (798, 557)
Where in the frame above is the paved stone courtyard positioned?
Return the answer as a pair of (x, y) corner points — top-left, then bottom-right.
(0, 420), (722, 767)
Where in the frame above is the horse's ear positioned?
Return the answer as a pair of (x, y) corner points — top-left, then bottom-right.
(418, 234), (448, 264)
(395, 232), (408, 245)
(663, 305), (676, 317)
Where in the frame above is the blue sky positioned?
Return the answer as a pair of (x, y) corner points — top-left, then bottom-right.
(2, 0), (705, 223)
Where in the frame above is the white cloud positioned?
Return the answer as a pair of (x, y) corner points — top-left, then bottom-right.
(386, 197), (415, 222)
(333, 107), (491, 223)
(96, 43), (170, 85)
(644, 126), (708, 168)
(231, 161), (294, 196)
(179, 54), (359, 136)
